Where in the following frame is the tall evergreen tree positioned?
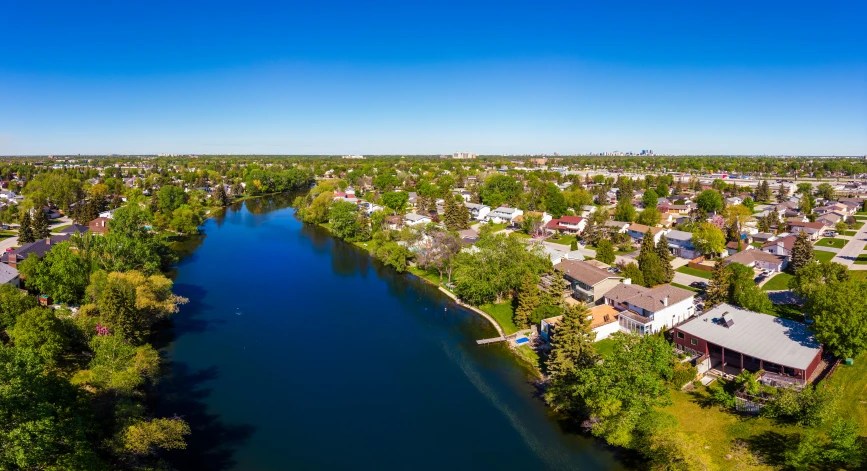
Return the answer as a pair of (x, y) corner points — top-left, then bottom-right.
(790, 231), (814, 274)
(544, 302), (597, 410)
(596, 238), (616, 265)
(443, 195), (462, 231)
(583, 218), (598, 246)
(514, 272), (540, 328)
(755, 180), (771, 202)
(212, 184), (230, 207)
(776, 184), (787, 203)
(637, 234), (664, 287)
(456, 199), (470, 229)
(544, 270), (568, 310)
(655, 235), (674, 283)
(31, 209), (50, 239)
(705, 261), (731, 307)
(18, 211), (34, 244)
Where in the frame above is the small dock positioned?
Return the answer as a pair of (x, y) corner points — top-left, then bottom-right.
(476, 336), (507, 345)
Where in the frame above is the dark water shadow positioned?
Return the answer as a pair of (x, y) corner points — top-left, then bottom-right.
(151, 362), (256, 471)
(169, 283), (225, 337)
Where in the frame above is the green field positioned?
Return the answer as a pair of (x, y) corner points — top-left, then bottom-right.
(826, 355), (867, 430)
(408, 266), (444, 286)
(844, 230), (858, 236)
(549, 234), (578, 247)
(483, 222), (508, 232)
(479, 302), (519, 335)
(762, 272), (793, 291)
(854, 253), (867, 265)
(675, 265), (713, 279)
(593, 338), (617, 359)
(815, 237), (846, 248)
(814, 250), (836, 263)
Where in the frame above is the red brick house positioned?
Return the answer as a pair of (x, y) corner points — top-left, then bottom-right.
(89, 217), (109, 235)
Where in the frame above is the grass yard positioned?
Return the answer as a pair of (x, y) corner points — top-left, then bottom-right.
(845, 230), (858, 236)
(751, 242), (764, 248)
(593, 338), (617, 359)
(671, 282), (700, 292)
(853, 253), (867, 265)
(483, 222), (508, 232)
(814, 237), (846, 248)
(825, 355), (867, 430)
(675, 265), (713, 279)
(479, 302), (520, 335)
(50, 224), (71, 233)
(855, 215), (867, 221)
(514, 344), (541, 370)
(850, 270), (867, 281)
(549, 235), (578, 247)
(509, 231), (531, 239)
(854, 222), (865, 230)
(814, 250), (836, 263)
(761, 272), (793, 291)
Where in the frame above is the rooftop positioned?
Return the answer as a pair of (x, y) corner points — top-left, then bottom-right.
(676, 303), (820, 370)
(605, 283), (694, 313)
(554, 259), (622, 286)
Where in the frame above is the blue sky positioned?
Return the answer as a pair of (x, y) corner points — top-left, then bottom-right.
(1, 0), (865, 156)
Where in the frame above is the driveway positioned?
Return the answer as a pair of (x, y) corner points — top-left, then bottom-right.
(673, 271), (707, 287)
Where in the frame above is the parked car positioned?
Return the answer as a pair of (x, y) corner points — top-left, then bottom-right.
(689, 281), (708, 290)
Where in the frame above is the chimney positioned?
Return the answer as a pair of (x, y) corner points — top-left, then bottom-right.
(7, 254), (16, 269)
(663, 295), (669, 307)
(45, 237), (51, 245)
(623, 278), (632, 285)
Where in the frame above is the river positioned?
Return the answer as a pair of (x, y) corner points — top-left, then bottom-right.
(153, 196), (624, 470)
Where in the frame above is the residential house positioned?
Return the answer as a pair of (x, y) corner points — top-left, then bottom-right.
(751, 232), (777, 244)
(89, 217), (110, 234)
(464, 202), (491, 221)
(761, 235), (796, 257)
(815, 211), (844, 227)
(1, 235), (72, 268)
(665, 230), (699, 259)
(98, 208), (116, 219)
(725, 196), (743, 206)
(534, 241), (585, 265)
(788, 221), (827, 241)
(725, 240), (753, 256)
(672, 303), (823, 385)
(540, 303), (621, 344)
(457, 228), (479, 245)
(486, 206), (524, 225)
(0, 263), (19, 287)
(404, 213), (432, 227)
(553, 259), (624, 304)
(603, 283), (696, 335)
(604, 220), (631, 235)
(546, 216), (586, 235)
(579, 205), (597, 218)
(627, 223), (668, 244)
(724, 249), (787, 272)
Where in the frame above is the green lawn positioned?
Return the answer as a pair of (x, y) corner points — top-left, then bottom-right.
(515, 344), (541, 370)
(509, 231), (531, 239)
(50, 224), (71, 233)
(479, 302), (519, 335)
(855, 215), (867, 221)
(854, 222), (865, 230)
(815, 237), (846, 248)
(825, 354), (867, 430)
(671, 282), (700, 292)
(814, 250), (835, 263)
(484, 222), (507, 232)
(593, 338), (617, 359)
(751, 242), (764, 248)
(408, 266), (443, 286)
(770, 303), (803, 322)
(854, 253), (867, 265)
(675, 265), (713, 279)
(762, 272), (793, 291)
(549, 235), (578, 247)
(850, 270), (867, 281)
(844, 230), (857, 236)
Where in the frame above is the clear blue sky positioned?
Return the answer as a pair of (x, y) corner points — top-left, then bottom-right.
(1, 0), (865, 156)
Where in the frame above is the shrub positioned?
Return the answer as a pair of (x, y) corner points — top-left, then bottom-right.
(671, 362), (698, 388)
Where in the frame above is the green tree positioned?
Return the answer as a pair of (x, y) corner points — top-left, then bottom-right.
(805, 278), (867, 358)
(776, 183), (787, 203)
(479, 175), (521, 208)
(655, 235), (674, 283)
(596, 238), (616, 265)
(696, 190), (723, 213)
(443, 195), (468, 231)
(381, 191), (409, 215)
(544, 184), (567, 218)
(789, 231), (814, 273)
(823, 420), (864, 469)
(637, 234), (664, 287)
(17, 242), (90, 304)
(637, 206), (662, 226)
(614, 198), (637, 222)
(301, 191), (333, 223)
(123, 417), (192, 455)
(642, 189), (659, 209)
(156, 184), (188, 214)
(619, 261), (645, 286)
(789, 261), (849, 299)
(728, 263), (773, 313)
(212, 184), (231, 206)
(72, 335), (160, 394)
(10, 308), (68, 367)
(544, 303), (597, 410)
(705, 261), (732, 308)
(692, 222), (726, 257)
(755, 180), (772, 202)
(0, 347), (107, 470)
(18, 211), (34, 244)
(0, 283), (38, 330)
(514, 272), (540, 328)
(31, 209), (50, 239)
(816, 183), (835, 201)
(169, 204), (203, 234)
(329, 200), (360, 240)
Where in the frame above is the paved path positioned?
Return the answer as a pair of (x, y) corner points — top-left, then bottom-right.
(832, 220), (867, 269)
(814, 245), (841, 253)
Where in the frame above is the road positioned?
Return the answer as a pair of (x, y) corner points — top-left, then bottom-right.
(831, 218), (867, 269)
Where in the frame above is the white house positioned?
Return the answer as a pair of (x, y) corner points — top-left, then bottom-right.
(464, 202), (491, 221)
(404, 213), (432, 226)
(603, 283), (696, 335)
(724, 250), (787, 272)
(486, 206), (524, 225)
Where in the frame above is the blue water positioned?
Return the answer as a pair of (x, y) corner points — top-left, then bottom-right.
(153, 196), (623, 470)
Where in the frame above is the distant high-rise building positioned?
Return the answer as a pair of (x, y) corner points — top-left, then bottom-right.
(452, 152), (477, 159)
(342, 155), (365, 159)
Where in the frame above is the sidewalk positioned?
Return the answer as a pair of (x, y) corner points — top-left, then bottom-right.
(831, 220), (867, 269)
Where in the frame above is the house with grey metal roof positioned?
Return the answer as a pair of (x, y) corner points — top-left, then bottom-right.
(672, 303), (823, 385)
(0, 263), (19, 287)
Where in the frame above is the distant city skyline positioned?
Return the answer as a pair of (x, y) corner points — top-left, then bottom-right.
(1, 1), (865, 156)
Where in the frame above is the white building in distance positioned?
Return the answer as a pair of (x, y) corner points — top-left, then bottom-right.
(452, 152), (477, 159)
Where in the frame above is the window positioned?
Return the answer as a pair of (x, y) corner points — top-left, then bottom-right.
(676, 331), (684, 339)
(690, 338), (697, 346)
